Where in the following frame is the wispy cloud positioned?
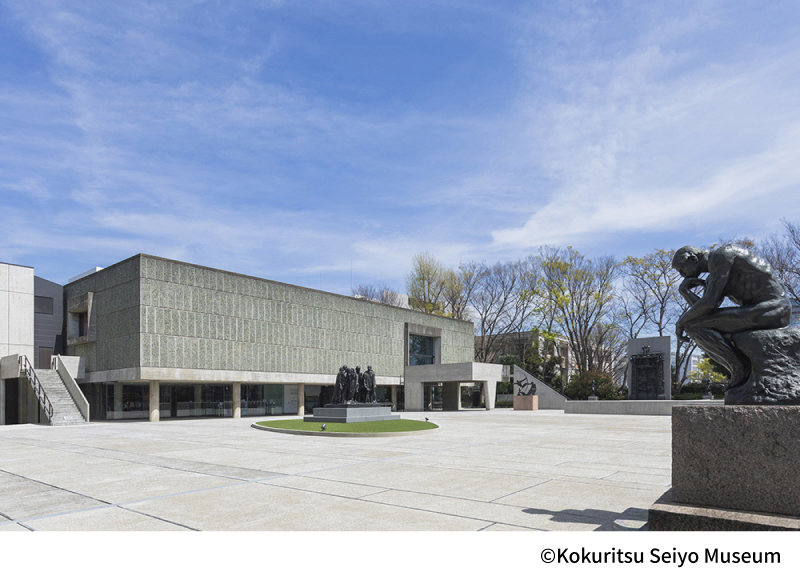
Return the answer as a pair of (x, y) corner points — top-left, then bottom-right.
(490, 1), (800, 252)
(1, 0), (799, 293)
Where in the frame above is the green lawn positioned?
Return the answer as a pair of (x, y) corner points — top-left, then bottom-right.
(255, 418), (438, 433)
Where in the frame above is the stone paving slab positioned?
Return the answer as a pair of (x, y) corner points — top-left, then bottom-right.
(126, 482), (488, 531)
(21, 506), (191, 531)
(0, 410), (672, 531)
(361, 489), (605, 531)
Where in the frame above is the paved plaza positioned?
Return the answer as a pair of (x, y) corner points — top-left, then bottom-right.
(0, 410), (671, 531)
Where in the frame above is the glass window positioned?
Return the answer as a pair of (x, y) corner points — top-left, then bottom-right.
(304, 385), (322, 414)
(105, 384), (149, 419)
(203, 384), (233, 417)
(409, 334), (435, 366)
(34, 296), (54, 314)
(242, 384), (284, 417)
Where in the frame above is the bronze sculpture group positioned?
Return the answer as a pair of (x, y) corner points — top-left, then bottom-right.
(332, 365), (377, 404)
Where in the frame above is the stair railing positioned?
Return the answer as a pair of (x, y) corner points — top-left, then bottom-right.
(19, 355), (54, 421)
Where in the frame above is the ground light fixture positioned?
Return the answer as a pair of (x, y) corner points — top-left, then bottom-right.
(321, 424), (326, 431)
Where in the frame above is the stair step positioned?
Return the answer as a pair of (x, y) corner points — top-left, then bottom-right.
(25, 368), (88, 426)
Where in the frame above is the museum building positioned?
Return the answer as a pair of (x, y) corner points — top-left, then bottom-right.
(1, 254), (477, 424)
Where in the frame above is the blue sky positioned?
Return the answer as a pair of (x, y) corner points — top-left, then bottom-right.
(2, 0), (799, 294)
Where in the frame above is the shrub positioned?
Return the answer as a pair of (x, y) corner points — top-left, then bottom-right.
(564, 370), (622, 400)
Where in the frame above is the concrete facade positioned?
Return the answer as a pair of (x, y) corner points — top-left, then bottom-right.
(33, 276), (64, 368)
(0, 263), (34, 361)
(63, 254), (474, 420)
(404, 362), (502, 412)
(0, 263), (36, 426)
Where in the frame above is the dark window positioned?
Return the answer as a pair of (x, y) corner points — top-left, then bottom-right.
(34, 296), (54, 314)
(409, 334), (435, 366)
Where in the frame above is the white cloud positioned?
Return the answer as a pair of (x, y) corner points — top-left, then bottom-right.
(490, 3), (800, 251)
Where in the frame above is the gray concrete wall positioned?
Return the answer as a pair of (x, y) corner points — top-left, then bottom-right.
(563, 399), (723, 416)
(0, 263), (34, 362)
(404, 362), (503, 412)
(64, 257), (141, 372)
(33, 276), (64, 368)
(66, 254), (474, 378)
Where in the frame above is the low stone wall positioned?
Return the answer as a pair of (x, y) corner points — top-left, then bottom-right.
(563, 399), (724, 416)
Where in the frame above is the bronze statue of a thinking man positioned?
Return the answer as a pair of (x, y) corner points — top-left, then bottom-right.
(672, 245), (792, 390)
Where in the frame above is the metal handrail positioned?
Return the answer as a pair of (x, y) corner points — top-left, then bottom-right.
(19, 355), (54, 421)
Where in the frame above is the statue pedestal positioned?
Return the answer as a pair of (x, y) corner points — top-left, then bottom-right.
(513, 395), (538, 411)
(648, 406), (800, 530)
(304, 403), (399, 423)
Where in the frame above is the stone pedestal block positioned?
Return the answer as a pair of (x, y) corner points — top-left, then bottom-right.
(727, 327), (800, 405)
(304, 403), (400, 423)
(671, 405), (800, 517)
(513, 395), (538, 410)
(649, 490), (800, 531)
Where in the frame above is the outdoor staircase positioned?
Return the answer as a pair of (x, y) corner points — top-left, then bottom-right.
(31, 369), (88, 426)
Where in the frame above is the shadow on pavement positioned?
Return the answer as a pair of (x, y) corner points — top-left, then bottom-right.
(521, 506), (649, 531)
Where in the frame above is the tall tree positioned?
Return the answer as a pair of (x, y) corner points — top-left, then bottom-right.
(758, 220), (800, 306)
(352, 283), (405, 307)
(472, 260), (538, 362)
(441, 262), (481, 321)
(619, 248), (695, 392)
(405, 252), (446, 314)
(536, 247), (619, 375)
(620, 249), (681, 337)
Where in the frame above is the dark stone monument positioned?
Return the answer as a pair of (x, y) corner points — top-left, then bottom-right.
(629, 346), (665, 400)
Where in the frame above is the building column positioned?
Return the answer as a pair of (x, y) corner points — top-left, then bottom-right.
(233, 382), (241, 419)
(390, 385), (397, 411)
(404, 381), (423, 412)
(114, 382), (123, 420)
(149, 381), (159, 422)
(297, 383), (305, 416)
(18, 381), (28, 424)
(0, 379), (5, 425)
(442, 382), (461, 411)
(484, 381), (496, 411)
(194, 384), (202, 415)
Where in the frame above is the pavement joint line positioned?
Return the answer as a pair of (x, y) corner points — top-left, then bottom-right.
(0, 437), (562, 527)
(489, 479), (552, 503)
(115, 505), (199, 531)
(0, 504), (112, 527)
(0, 439), (283, 483)
(0, 416), (670, 530)
(0, 468), (114, 505)
(353, 493), (565, 531)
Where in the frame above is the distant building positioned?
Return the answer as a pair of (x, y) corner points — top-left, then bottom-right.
(474, 330), (576, 381)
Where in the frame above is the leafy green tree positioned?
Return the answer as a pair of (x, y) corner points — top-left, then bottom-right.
(619, 247), (697, 394)
(688, 354), (728, 384)
(564, 371), (621, 400)
(537, 247), (619, 375)
(498, 354), (521, 367)
(524, 330), (563, 391)
(406, 252), (446, 314)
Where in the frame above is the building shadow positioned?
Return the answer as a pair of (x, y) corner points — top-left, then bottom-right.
(521, 506), (649, 531)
